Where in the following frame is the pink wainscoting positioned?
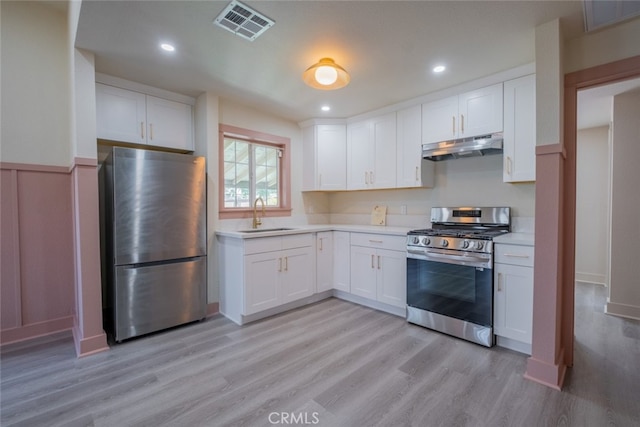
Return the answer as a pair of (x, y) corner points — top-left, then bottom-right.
(1, 164), (76, 344)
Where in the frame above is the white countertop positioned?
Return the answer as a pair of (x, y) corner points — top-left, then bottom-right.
(494, 232), (535, 246)
(215, 224), (413, 239)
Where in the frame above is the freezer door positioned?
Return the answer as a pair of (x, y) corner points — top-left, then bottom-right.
(113, 257), (207, 341)
(112, 147), (206, 265)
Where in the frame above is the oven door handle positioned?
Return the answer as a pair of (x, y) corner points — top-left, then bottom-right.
(407, 249), (490, 267)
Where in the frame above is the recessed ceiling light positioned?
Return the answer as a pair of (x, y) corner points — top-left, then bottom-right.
(321, 105), (331, 112)
(160, 43), (175, 52)
(433, 65), (446, 73)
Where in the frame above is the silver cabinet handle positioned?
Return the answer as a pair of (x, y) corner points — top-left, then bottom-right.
(371, 254), (375, 269)
(278, 257), (282, 272)
(370, 171), (374, 184)
(377, 255), (381, 269)
(149, 123), (154, 140)
(461, 114), (464, 133)
(319, 173), (322, 187)
(141, 122), (145, 139)
(452, 116), (455, 135)
(506, 156), (512, 175)
(415, 166), (419, 181)
(318, 238), (323, 251)
(504, 253), (530, 258)
(364, 171), (369, 185)
(498, 272), (503, 291)
(284, 256), (288, 271)
(369, 239), (383, 244)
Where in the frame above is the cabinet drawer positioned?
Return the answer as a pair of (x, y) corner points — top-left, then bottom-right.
(281, 233), (313, 250)
(495, 244), (534, 267)
(350, 233), (406, 251)
(244, 237), (282, 255)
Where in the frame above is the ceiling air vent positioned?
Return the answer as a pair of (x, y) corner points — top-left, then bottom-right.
(214, 0), (275, 41)
(583, 0), (640, 32)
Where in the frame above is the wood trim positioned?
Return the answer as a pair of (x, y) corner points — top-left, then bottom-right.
(218, 124), (292, 218)
(0, 316), (75, 345)
(0, 162), (69, 173)
(206, 302), (220, 317)
(565, 55), (640, 88)
(560, 54), (640, 369)
(535, 143), (566, 157)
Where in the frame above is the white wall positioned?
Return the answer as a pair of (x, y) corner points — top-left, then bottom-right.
(0, 1), (72, 166)
(328, 154), (535, 229)
(565, 18), (640, 74)
(218, 98), (318, 229)
(607, 90), (640, 320)
(575, 126), (610, 285)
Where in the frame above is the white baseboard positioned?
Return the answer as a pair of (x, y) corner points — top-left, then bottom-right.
(575, 271), (606, 286)
(605, 300), (640, 321)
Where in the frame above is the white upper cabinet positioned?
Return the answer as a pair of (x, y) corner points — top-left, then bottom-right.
(422, 83), (503, 144)
(347, 112), (397, 190)
(96, 84), (147, 145)
(396, 105), (434, 188)
(96, 83), (194, 151)
(302, 124), (346, 191)
(145, 95), (193, 151)
(503, 74), (536, 182)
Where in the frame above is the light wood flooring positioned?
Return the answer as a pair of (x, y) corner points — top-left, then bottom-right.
(1, 282), (639, 426)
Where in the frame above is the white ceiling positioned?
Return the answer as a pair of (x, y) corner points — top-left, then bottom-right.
(75, 1), (591, 123)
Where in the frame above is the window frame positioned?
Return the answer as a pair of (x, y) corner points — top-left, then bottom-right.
(218, 124), (291, 219)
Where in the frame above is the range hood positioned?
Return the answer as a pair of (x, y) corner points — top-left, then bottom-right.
(422, 133), (503, 161)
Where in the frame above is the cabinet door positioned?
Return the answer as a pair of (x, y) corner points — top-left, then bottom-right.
(397, 105), (426, 188)
(317, 125), (347, 190)
(376, 249), (407, 308)
(244, 252), (280, 315)
(422, 96), (459, 144)
(494, 263), (534, 344)
(350, 246), (377, 299)
(458, 83), (503, 138)
(333, 231), (351, 292)
(503, 75), (536, 182)
(347, 120), (373, 190)
(316, 232), (334, 293)
(372, 113), (397, 189)
(96, 84), (146, 144)
(281, 247), (315, 304)
(146, 95), (193, 151)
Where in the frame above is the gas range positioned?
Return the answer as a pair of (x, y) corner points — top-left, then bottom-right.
(407, 207), (510, 255)
(406, 207), (511, 347)
(407, 227), (508, 254)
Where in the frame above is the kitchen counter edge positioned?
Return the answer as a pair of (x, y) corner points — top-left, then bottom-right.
(215, 224), (413, 239)
(493, 232), (535, 246)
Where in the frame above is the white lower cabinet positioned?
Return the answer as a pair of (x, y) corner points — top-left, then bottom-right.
(219, 233), (315, 323)
(349, 233), (407, 309)
(494, 243), (534, 354)
(333, 231), (351, 292)
(316, 231), (334, 293)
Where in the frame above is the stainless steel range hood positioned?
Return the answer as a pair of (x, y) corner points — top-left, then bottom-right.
(422, 133), (503, 161)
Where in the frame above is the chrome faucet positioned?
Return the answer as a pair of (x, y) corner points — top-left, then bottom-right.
(252, 196), (265, 229)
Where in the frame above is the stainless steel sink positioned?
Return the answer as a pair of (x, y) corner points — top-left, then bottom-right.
(238, 227), (295, 233)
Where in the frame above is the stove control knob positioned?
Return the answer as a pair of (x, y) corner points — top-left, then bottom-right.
(422, 237), (430, 246)
(412, 236), (420, 245)
(475, 241), (484, 250)
(441, 239), (449, 248)
(462, 240), (470, 249)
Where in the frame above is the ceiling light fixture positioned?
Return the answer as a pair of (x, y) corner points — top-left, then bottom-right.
(433, 65), (446, 73)
(160, 43), (175, 52)
(321, 105), (331, 112)
(303, 58), (350, 90)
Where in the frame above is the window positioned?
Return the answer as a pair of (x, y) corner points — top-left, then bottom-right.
(219, 124), (291, 219)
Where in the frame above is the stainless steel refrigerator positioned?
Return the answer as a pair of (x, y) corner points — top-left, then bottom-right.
(100, 147), (207, 342)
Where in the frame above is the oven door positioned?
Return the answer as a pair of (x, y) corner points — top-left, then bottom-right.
(406, 249), (493, 327)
